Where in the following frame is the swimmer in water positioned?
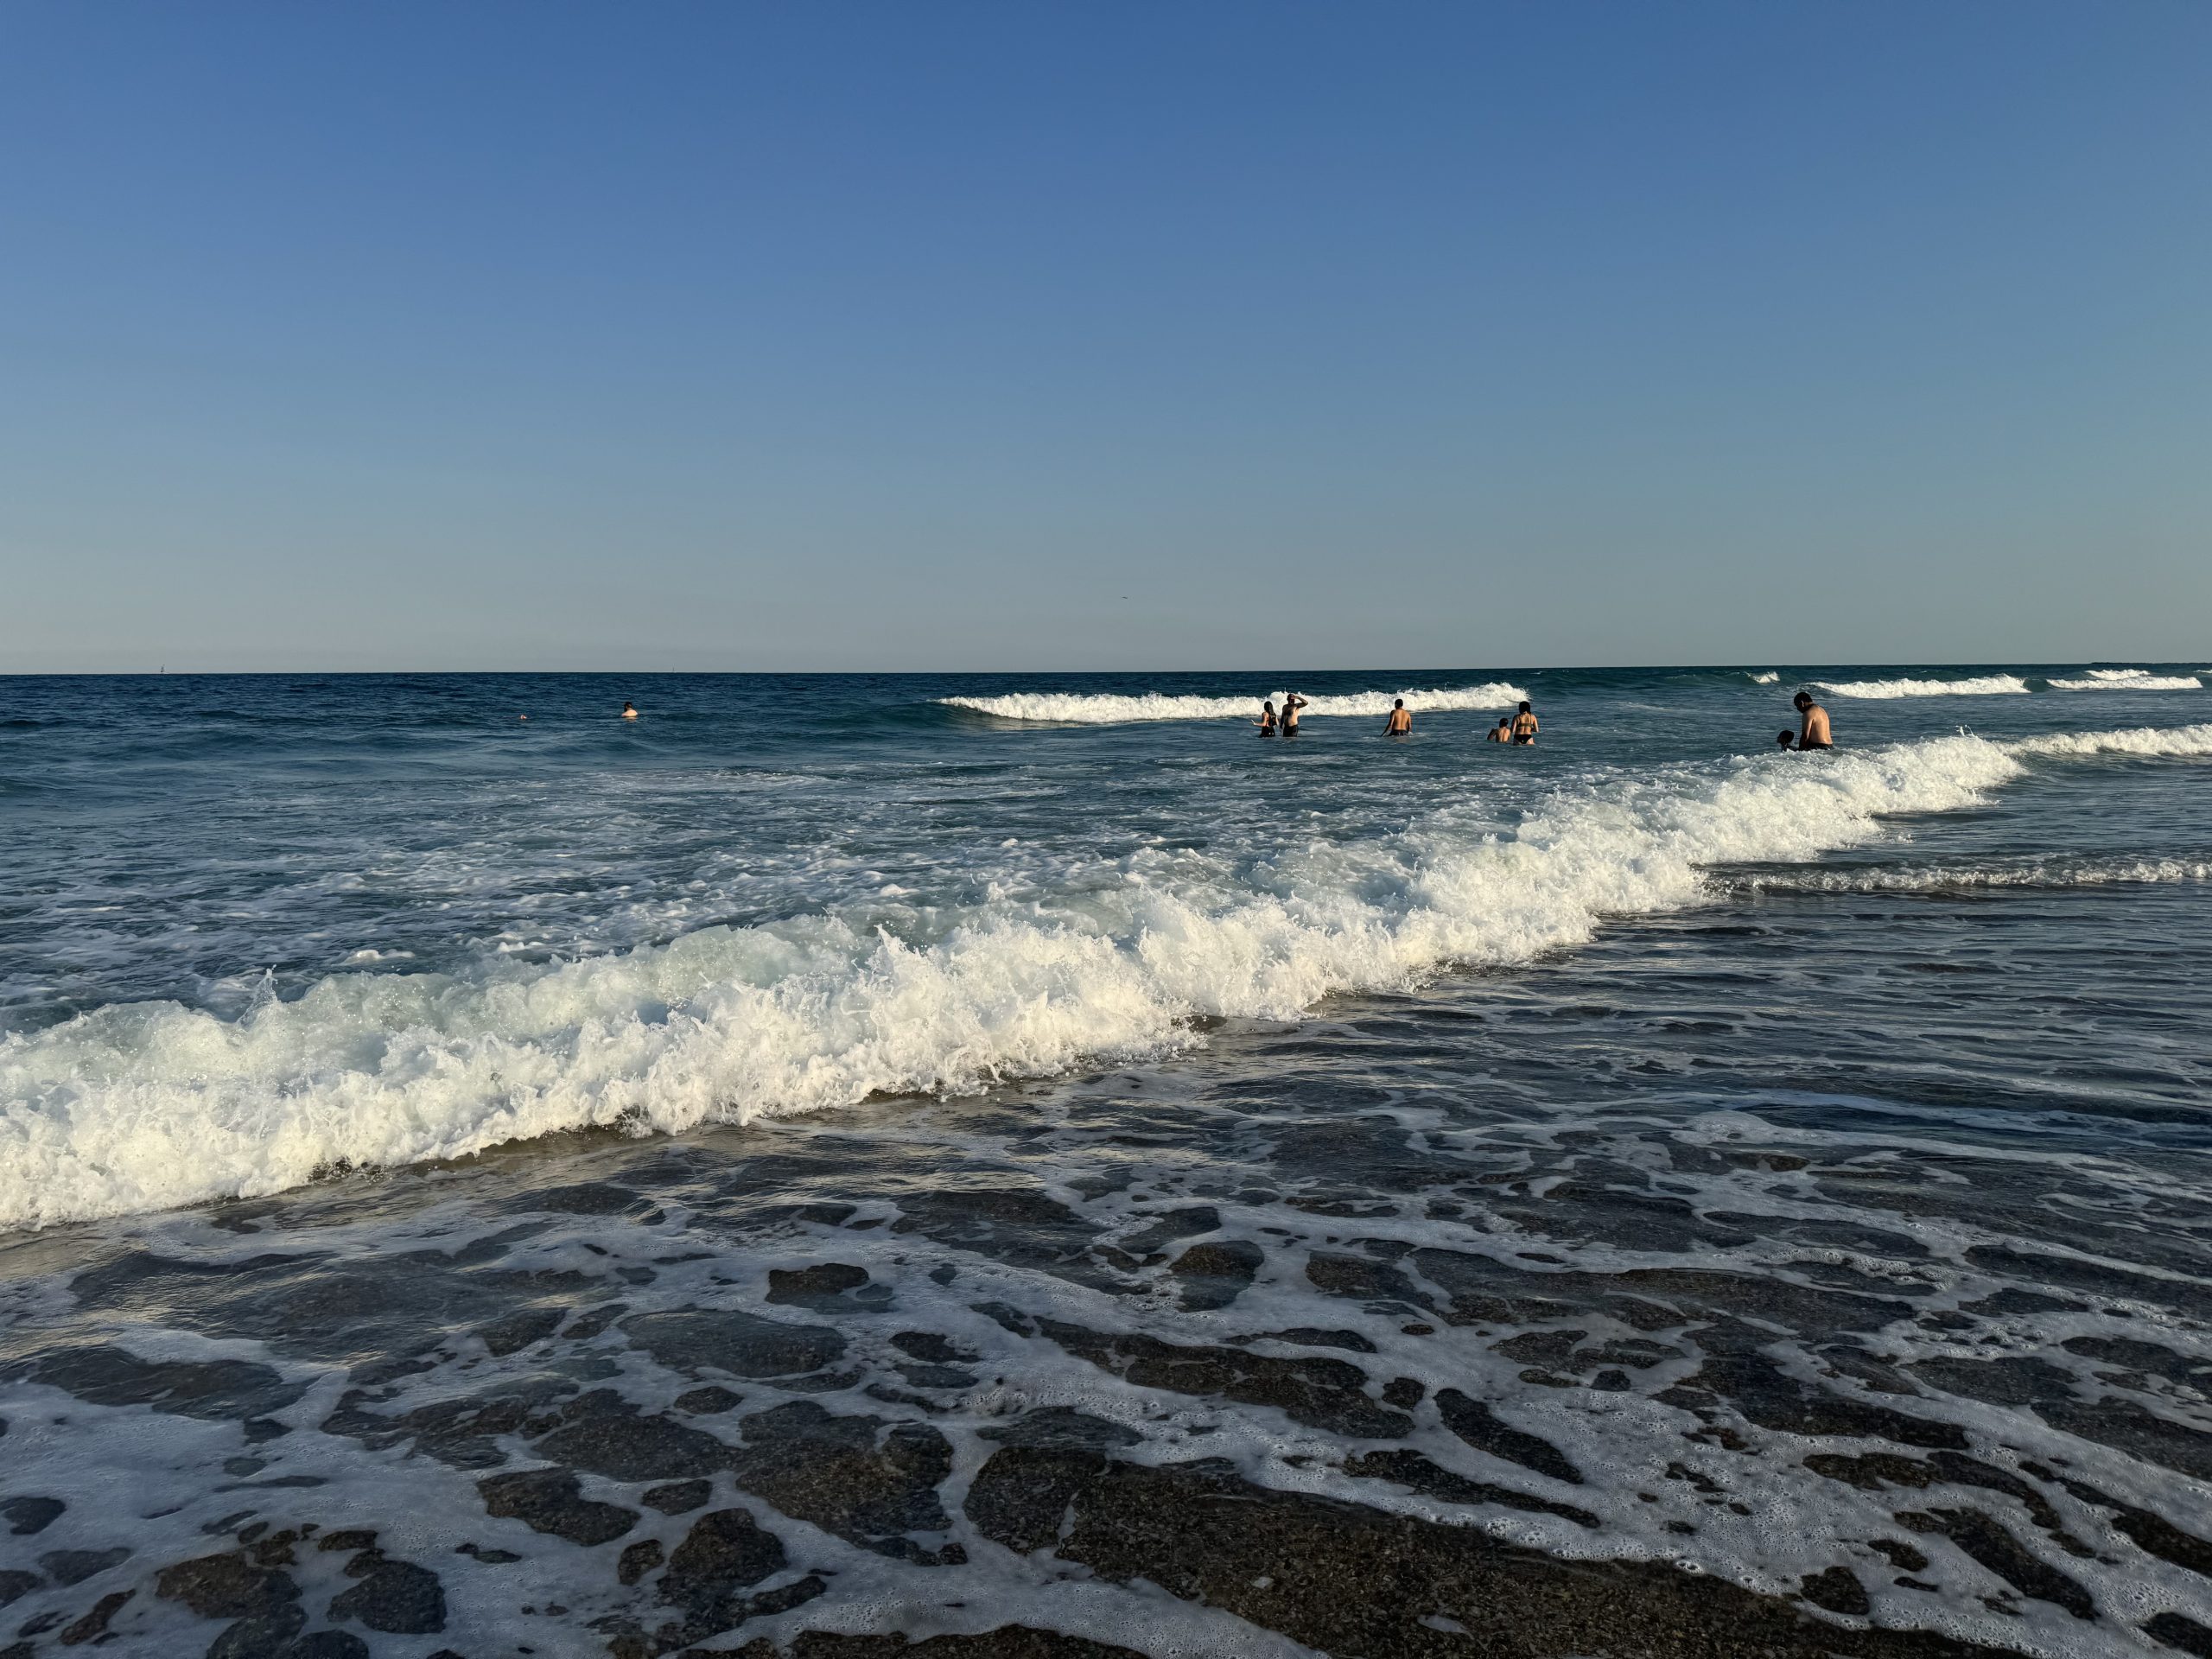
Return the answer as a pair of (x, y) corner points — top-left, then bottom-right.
(1510, 701), (1538, 745)
(1487, 717), (1510, 743)
(1777, 729), (1795, 750)
(1255, 699), (1277, 736)
(621, 701), (639, 721)
(1793, 690), (1832, 749)
(1382, 699), (1411, 736)
(1281, 691), (1308, 735)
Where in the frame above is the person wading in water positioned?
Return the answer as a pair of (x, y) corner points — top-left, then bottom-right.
(1793, 690), (1833, 749)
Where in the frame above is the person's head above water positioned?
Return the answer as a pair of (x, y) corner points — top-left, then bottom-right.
(1793, 691), (1815, 710)
(1518, 701), (1532, 713)
(1777, 729), (1796, 747)
(1394, 699), (1405, 709)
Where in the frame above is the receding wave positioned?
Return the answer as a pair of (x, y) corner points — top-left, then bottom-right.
(7, 721), (2209, 1230)
(2046, 668), (2203, 691)
(1817, 674), (2031, 698)
(939, 683), (1529, 723)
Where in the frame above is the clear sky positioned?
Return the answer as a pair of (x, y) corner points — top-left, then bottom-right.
(3, 2), (2207, 673)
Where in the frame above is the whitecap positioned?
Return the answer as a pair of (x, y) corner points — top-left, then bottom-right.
(940, 683), (1529, 723)
(2045, 669), (2202, 690)
(1816, 675), (2032, 698)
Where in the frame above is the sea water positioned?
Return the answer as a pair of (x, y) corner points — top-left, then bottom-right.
(1, 665), (2209, 1657)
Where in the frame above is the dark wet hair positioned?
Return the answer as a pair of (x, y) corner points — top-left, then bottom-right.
(1518, 701), (1531, 713)
(1393, 699), (1404, 709)
(1793, 690), (1814, 709)
(1777, 729), (1796, 744)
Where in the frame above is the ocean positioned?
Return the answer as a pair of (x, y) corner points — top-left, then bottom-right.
(2, 664), (2209, 1658)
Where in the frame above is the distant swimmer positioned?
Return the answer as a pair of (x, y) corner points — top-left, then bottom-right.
(1383, 699), (1412, 736)
(1793, 690), (1832, 749)
(621, 701), (639, 721)
(1487, 717), (1510, 743)
(1281, 692), (1308, 735)
(1510, 701), (1539, 745)
(1256, 699), (1277, 736)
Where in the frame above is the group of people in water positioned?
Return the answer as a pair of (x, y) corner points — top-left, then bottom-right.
(1250, 688), (1834, 751)
(1254, 696), (1542, 742)
(610, 688), (1831, 749)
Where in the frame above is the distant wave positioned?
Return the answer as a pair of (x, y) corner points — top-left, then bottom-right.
(2010, 721), (2212, 758)
(6, 719), (2209, 1230)
(2046, 669), (2202, 691)
(1817, 674), (2032, 699)
(1745, 671), (1779, 684)
(940, 683), (1529, 723)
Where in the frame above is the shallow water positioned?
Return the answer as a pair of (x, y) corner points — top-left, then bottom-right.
(3, 665), (2210, 1657)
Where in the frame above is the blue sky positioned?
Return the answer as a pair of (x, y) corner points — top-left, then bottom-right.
(3, 2), (2207, 671)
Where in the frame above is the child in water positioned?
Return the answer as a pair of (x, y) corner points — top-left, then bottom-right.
(1777, 729), (1796, 750)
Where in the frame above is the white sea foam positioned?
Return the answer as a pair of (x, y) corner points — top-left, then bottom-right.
(1745, 671), (1779, 683)
(1735, 856), (2212, 894)
(11, 721), (2212, 1230)
(2009, 721), (2212, 758)
(2046, 669), (2203, 691)
(1816, 674), (2032, 699)
(939, 683), (1529, 723)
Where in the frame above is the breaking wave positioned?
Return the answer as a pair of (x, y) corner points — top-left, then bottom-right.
(939, 683), (1529, 723)
(3, 722), (2205, 1230)
(1817, 674), (2032, 699)
(1745, 671), (1780, 684)
(2046, 669), (2203, 691)
(2009, 721), (2212, 758)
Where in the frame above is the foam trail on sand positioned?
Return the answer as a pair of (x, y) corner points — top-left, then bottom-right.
(2046, 669), (2203, 691)
(1818, 674), (2031, 698)
(939, 683), (1528, 722)
(5, 722), (2205, 1230)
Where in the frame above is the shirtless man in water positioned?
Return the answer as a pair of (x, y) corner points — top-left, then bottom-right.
(1383, 699), (1412, 735)
(1793, 690), (1833, 749)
